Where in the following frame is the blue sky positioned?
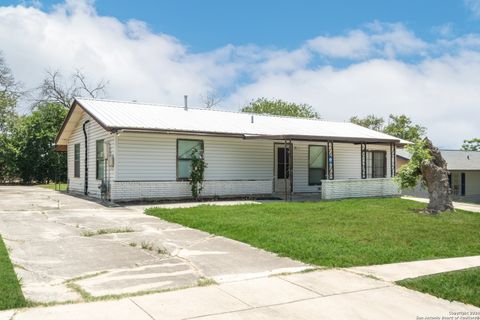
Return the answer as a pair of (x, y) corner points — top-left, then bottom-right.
(0, 0), (479, 147)
(4, 0), (479, 51)
(95, 0), (479, 50)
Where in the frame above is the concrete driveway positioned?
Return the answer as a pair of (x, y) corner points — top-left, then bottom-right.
(0, 186), (308, 304)
(403, 196), (480, 213)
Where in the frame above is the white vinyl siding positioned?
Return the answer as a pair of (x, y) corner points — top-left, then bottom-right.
(67, 111), (114, 198)
(465, 171), (480, 195)
(116, 133), (274, 182)
(451, 170), (480, 196)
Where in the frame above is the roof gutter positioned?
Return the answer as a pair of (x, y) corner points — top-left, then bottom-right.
(111, 129), (406, 146)
(113, 128), (245, 139)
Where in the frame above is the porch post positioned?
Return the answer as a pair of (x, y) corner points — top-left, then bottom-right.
(390, 143), (396, 177)
(327, 141), (334, 180)
(361, 143), (367, 179)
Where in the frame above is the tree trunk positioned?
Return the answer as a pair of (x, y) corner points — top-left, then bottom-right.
(420, 138), (454, 213)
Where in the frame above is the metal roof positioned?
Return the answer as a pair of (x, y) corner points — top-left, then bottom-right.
(56, 97), (409, 146)
(442, 150), (480, 170)
(396, 148), (412, 160)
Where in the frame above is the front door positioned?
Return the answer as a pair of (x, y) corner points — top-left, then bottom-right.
(275, 145), (291, 193)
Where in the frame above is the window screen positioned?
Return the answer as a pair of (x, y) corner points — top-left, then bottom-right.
(177, 139), (204, 180)
(309, 145), (326, 185)
(74, 144), (80, 178)
(368, 151), (386, 178)
(96, 140), (104, 180)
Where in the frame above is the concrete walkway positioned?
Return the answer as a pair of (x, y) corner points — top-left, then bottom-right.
(349, 255), (480, 282)
(403, 196), (480, 213)
(0, 186), (308, 304)
(2, 268), (478, 320)
(2, 186), (480, 319)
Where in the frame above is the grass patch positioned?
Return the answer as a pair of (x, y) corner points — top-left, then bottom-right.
(140, 241), (154, 251)
(0, 235), (26, 310)
(38, 183), (68, 191)
(146, 198), (480, 267)
(197, 277), (217, 287)
(81, 227), (134, 237)
(397, 267), (480, 307)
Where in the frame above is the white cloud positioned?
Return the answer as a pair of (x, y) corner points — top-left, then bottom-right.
(465, 0), (480, 17)
(307, 22), (427, 59)
(432, 23), (454, 38)
(0, 0), (479, 148)
(0, 0), (244, 106)
(307, 30), (371, 59)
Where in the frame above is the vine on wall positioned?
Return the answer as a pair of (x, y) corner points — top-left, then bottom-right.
(189, 148), (207, 199)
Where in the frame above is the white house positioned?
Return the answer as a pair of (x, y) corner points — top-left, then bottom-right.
(55, 98), (407, 202)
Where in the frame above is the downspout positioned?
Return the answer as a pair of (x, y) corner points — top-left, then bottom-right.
(82, 120), (90, 195)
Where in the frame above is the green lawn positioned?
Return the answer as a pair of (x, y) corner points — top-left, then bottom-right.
(146, 198), (480, 267)
(38, 183), (68, 191)
(0, 236), (26, 310)
(397, 268), (480, 307)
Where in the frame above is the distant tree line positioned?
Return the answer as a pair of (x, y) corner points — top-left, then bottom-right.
(240, 98), (426, 142)
(0, 52), (107, 184)
(349, 114), (426, 142)
(462, 138), (480, 151)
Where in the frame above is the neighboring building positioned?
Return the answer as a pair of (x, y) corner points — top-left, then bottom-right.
(55, 98), (407, 202)
(397, 149), (480, 201)
(396, 148), (410, 172)
(443, 150), (480, 199)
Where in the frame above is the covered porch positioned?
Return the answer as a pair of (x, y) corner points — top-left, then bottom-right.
(244, 134), (403, 201)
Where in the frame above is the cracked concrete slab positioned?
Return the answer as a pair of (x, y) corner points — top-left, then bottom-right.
(75, 258), (200, 297)
(177, 236), (309, 282)
(0, 185), (309, 304)
(13, 299), (153, 320)
(218, 277), (318, 307)
(130, 286), (250, 320)
(278, 269), (390, 296)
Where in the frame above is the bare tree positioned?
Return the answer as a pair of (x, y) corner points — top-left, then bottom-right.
(36, 69), (108, 108)
(73, 70), (108, 99)
(0, 52), (22, 132)
(200, 91), (222, 109)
